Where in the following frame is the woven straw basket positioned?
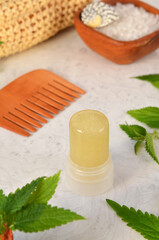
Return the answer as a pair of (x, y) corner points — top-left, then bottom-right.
(0, 0), (92, 58)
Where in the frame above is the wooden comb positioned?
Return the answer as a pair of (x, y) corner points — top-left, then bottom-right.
(0, 69), (85, 137)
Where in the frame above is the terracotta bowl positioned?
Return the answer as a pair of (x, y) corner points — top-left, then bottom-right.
(74, 0), (159, 64)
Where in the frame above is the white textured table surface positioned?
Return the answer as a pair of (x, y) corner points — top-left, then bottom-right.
(0, 1), (159, 239)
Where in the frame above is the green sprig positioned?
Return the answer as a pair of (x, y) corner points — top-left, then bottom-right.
(120, 123), (159, 163)
(0, 171), (84, 237)
(120, 106), (159, 163)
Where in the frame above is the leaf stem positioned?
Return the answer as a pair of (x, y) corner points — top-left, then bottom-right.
(152, 130), (159, 139)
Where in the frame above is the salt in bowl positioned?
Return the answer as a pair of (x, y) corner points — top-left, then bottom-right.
(74, 0), (159, 64)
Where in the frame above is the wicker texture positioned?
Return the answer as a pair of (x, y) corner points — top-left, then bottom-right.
(0, 0), (92, 58)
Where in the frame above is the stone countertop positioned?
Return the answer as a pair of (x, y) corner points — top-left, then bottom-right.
(0, 1), (159, 239)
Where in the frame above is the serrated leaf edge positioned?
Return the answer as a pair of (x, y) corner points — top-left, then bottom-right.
(106, 199), (159, 240)
(13, 204), (85, 233)
(27, 170), (61, 205)
(145, 133), (159, 164)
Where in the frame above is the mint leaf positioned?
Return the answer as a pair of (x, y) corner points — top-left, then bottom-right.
(106, 199), (159, 240)
(4, 177), (44, 214)
(27, 171), (61, 204)
(134, 141), (142, 155)
(127, 107), (159, 129)
(14, 204), (85, 232)
(120, 124), (146, 140)
(145, 133), (159, 164)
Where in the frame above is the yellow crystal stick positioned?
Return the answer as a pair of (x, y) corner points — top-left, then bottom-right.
(66, 110), (114, 196)
(70, 110), (109, 167)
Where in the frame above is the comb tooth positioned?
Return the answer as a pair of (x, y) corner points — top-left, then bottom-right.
(29, 96), (60, 113)
(44, 85), (75, 102)
(2, 117), (30, 137)
(32, 93), (64, 111)
(23, 101), (53, 119)
(18, 105), (47, 124)
(28, 96), (59, 114)
(12, 108), (42, 128)
(5, 113), (37, 133)
(49, 82), (81, 98)
(51, 74), (85, 94)
(39, 88), (70, 106)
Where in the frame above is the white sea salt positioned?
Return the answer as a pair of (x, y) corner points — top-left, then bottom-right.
(96, 3), (159, 41)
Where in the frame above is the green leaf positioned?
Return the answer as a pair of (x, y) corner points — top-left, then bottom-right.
(106, 199), (159, 240)
(133, 74), (159, 88)
(12, 203), (45, 232)
(0, 214), (5, 236)
(14, 204), (85, 233)
(27, 171), (61, 205)
(0, 42), (3, 45)
(127, 107), (159, 129)
(0, 190), (5, 202)
(120, 124), (146, 140)
(145, 133), (159, 164)
(152, 82), (159, 89)
(133, 74), (159, 82)
(0, 190), (6, 205)
(4, 177), (44, 214)
(134, 141), (142, 155)
(0, 190), (7, 213)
